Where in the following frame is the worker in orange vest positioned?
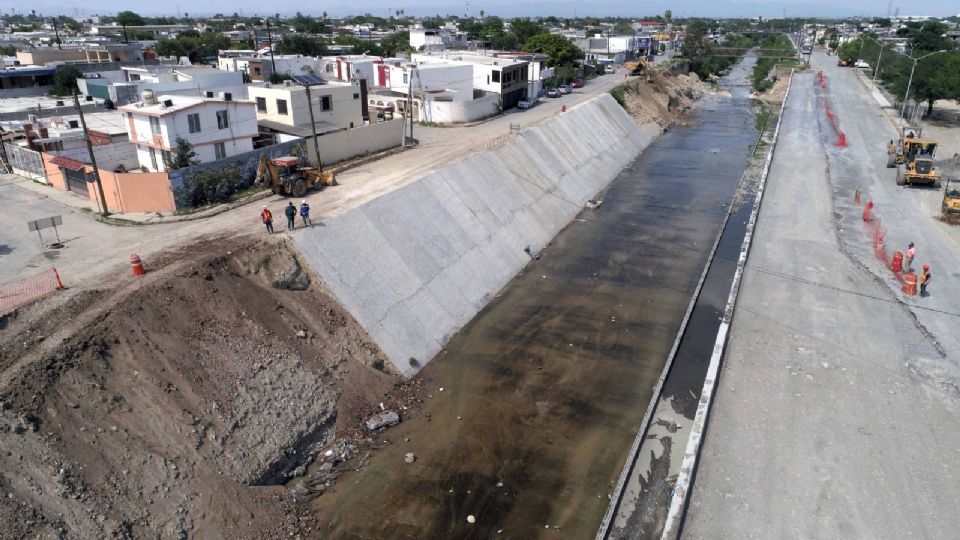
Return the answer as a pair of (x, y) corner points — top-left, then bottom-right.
(919, 264), (931, 297)
(261, 206), (274, 234)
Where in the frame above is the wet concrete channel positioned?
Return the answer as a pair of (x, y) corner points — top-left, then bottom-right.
(313, 57), (758, 539)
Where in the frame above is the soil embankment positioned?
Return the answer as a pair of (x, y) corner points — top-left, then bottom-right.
(0, 237), (394, 538)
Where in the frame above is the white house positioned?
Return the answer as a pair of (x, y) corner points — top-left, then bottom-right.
(118, 91), (258, 172)
(413, 53), (529, 109)
(248, 80), (364, 138)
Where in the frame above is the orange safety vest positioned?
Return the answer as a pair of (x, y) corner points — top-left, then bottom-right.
(261, 209), (273, 223)
(920, 271), (930, 285)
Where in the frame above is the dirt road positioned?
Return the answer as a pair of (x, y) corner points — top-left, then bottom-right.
(684, 54), (960, 537)
(0, 73), (625, 293)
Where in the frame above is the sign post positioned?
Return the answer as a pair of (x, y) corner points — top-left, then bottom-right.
(27, 215), (64, 249)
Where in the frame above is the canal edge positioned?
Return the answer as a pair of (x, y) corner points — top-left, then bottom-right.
(659, 69), (795, 539)
(594, 76), (777, 540)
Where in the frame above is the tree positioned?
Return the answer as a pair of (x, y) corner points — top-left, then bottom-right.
(52, 66), (82, 96)
(155, 32), (230, 63)
(884, 51), (960, 117)
(380, 30), (411, 57)
(115, 11), (145, 27)
(909, 22), (954, 53)
(335, 33), (382, 55)
(276, 35), (327, 57)
(164, 137), (199, 171)
(510, 19), (547, 46)
(871, 17), (891, 27)
(665, 10), (673, 24)
(613, 21), (634, 35)
(522, 33), (583, 67)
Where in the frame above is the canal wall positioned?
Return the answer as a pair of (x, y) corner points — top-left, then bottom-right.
(293, 94), (661, 375)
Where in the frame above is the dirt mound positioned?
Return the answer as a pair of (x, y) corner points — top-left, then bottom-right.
(0, 237), (394, 538)
(617, 70), (709, 127)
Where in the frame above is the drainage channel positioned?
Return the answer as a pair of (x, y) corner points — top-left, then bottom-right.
(312, 57), (758, 539)
(602, 66), (792, 540)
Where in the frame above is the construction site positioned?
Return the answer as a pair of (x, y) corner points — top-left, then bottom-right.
(3, 43), (960, 540)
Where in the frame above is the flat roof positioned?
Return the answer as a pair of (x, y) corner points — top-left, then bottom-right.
(0, 95), (99, 114)
(257, 118), (342, 138)
(119, 94), (253, 116)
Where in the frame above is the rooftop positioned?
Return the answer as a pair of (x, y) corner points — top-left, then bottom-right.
(0, 94), (99, 114)
(119, 94), (253, 116)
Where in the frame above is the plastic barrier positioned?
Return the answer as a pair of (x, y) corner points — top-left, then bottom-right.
(863, 200), (874, 221)
(892, 251), (903, 273)
(0, 267), (65, 314)
(902, 273), (917, 296)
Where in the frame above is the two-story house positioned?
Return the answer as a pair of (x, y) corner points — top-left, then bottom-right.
(247, 80), (364, 138)
(119, 90), (258, 172)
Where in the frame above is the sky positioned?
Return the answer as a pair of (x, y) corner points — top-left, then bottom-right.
(11, 0), (960, 19)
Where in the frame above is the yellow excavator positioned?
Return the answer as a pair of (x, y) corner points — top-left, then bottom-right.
(887, 126), (941, 187)
(943, 178), (960, 218)
(255, 146), (335, 197)
(625, 57), (654, 80)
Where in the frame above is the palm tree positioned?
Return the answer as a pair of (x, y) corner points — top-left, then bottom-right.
(480, 10), (485, 19)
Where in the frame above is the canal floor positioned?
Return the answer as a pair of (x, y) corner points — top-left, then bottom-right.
(313, 60), (758, 539)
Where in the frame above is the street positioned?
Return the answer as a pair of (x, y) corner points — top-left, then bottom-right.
(684, 52), (960, 537)
(0, 72), (625, 290)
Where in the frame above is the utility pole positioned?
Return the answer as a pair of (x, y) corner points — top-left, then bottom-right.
(265, 20), (276, 77)
(899, 50), (948, 124)
(405, 66), (414, 146)
(73, 91), (108, 216)
(52, 18), (62, 50)
(873, 43), (884, 81)
(301, 83), (324, 172)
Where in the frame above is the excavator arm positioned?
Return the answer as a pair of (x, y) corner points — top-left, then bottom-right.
(255, 155), (281, 194)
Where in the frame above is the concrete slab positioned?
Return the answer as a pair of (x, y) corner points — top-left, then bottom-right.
(684, 58), (960, 538)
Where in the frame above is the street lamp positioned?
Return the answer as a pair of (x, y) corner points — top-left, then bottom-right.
(899, 49), (949, 124)
(859, 34), (885, 81)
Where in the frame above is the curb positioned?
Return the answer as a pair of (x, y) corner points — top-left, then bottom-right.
(659, 69), (795, 538)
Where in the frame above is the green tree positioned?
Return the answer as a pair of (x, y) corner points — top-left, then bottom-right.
(290, 12), (327, 34)
(613, 21), (635, 35)
(155, 32), (230, 63)
(115, 10), (146, 27)
(335, 33), (382, 55)
(510, 19), (547, 46)
(884, 51), (960, 117)
(164, 137), (199, 171)
(379, 30), (411, 57)
(522, 33), (583, 67)
(665, 10), (673, 23)
(909, 21), (954, 53)
(871, 17), (891, 27)
(52, 66), (82, 96)
(276, 35), (327, 57)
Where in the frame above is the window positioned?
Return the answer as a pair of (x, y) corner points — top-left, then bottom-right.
(353, 93), (359, 99)
(403, 73), (408, 84)
(277, 99), (288, 115)
(214, 142), (226, 160)
(149, 116), (161, 136)
(320, 95), (332, 111)
(216, 110), (229, 129)
(149, 147), (158, 170)
(161, 150), (170, 164)
(187, 113), (201, 133)
(254, 67), (262, 75)
(492, 70), (501, 83)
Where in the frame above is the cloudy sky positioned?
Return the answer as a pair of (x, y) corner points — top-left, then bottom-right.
(14, 0), (959, 19)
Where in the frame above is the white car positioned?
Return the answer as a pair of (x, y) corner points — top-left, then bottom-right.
(517, 99), (536, 109)
(854, 59), (870, 69)
(603, 64), (615, 74)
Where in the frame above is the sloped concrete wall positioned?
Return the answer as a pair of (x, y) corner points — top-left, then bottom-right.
(294, 94), (660, 375)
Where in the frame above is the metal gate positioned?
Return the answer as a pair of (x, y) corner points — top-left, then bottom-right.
(64, 168), (89, 196)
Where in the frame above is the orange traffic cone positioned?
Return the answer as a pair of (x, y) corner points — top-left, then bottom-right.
(130, 254), (146, 276)
(836, 132), (848, 147)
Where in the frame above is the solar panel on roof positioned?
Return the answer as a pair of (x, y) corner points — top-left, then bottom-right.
(290, 74), (327, 86)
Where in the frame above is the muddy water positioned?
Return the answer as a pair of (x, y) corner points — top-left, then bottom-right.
(314, 63), (757, 539)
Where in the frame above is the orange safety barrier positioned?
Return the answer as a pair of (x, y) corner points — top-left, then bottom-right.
(130, 253), (146, 276)
(863, 200), (874, 222)
(891, 251), (904, 273)
(0, 267), (65, 313)
(836, 132), (848, 147)
(902, 272), (917, 296)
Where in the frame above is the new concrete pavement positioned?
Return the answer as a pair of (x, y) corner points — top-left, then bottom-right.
(684, 54), (960, 537)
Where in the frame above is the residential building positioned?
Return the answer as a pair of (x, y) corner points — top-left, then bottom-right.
(413, 53), (529, 109)
(0, 66), (56, 97)
(78, 66), (246, 106)
(16, 44), (144, 65)
(245, 55), (323, 82)
(575, 35), (643, 63)
(248, 80), (364, 138)
(89, 24), (192, 39)
(118, 91), (257, 172)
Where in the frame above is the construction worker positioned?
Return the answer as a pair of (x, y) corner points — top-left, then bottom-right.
(919, 264), (932, 297)
(300, 199), (312, 227)
(905, 242), (915, 271)
(886, 140), (896, 155)
(284, 201), (297, 231)
(260, 206), (274, 234)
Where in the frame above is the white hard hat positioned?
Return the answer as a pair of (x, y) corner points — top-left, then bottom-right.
(301, 200), (306, 203)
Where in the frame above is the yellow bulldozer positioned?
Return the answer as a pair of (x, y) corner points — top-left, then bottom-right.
(887, 126), (941, 187)
(943, 178), (960, 218)
(255, 149), (335, 198)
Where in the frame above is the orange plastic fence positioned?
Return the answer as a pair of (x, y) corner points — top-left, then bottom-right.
(0, 267), (64, 314)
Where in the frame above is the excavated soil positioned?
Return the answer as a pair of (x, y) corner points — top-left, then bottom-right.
(0, 235), (397, 539)
(618, 70), (710, 128)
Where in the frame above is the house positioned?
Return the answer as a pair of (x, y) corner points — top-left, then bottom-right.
(575, 35), (643, 63)
(89, 24), (192, 39)
(245, 55), (323, 82)
(0, 66), (56, 97)
(413, 53), (529, 109)
(16, 44), (144, 65)
(248, 80), (364, 138)
(409, 25), (468, 52)
(118, 91), (257, 172)
(79, 66), (246, 106)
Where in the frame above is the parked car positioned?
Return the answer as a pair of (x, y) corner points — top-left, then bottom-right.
(571, 79), (584, 88)
(604, 64), (615, 74)
(517, 98), (536, 109)
(559, 85), (572, 95)
(546, 88), (561, 98)
(854, 59), (870, 69)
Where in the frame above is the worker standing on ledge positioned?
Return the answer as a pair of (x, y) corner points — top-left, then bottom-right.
(920, 264), (932, 297)
(261, 206), (274, 234)
(905, 242), (915, 271)
(285, 202), (297, 231)
(300, 199), (312, 227)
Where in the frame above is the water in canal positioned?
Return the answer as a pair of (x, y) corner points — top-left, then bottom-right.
(314, 58), (758, 539)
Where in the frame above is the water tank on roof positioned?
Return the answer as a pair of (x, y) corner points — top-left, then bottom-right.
(141, 89), (156, 105)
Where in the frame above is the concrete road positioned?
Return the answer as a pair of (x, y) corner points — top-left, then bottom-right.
(0, 73), (625, 289)
(684, 55), (960, 537)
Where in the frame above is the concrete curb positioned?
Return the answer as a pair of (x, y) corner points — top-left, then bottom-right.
(659, 70), (795, 538)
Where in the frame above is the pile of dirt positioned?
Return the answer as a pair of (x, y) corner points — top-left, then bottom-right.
(617, 70), (709, 127)
(0, 236), (399, 538)
(755, 66), (793, 107)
